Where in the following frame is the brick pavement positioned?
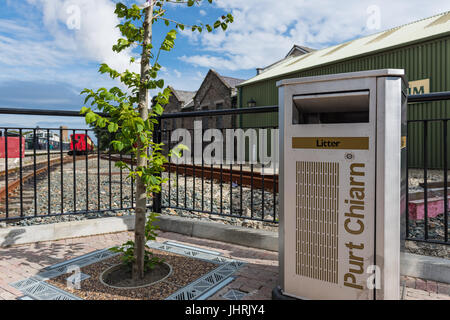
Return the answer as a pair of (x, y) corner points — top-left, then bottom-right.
(0, 231), (448, 300)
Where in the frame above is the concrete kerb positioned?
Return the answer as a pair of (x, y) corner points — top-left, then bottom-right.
(0, 216), (135, 248)
(0, 214), (448, 285)
(0, 215), (278, 252)
(400, 252), (450, 285)
(156, 215), (279, 252)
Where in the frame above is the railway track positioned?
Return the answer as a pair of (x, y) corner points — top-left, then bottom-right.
(104, 155), (278, 193)
(0, 155), (97, 203)
(1, 153), (277, 223)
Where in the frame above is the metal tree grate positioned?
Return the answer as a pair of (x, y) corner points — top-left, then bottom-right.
(147, 241), (246, 301)
(223, 289), (247, 300)
(10, 241), (245, 301)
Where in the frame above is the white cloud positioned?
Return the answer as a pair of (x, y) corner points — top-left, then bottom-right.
(181, 0), (450, 71)
(157, 67), (200, 92)
(0, 0), (140, 91)
(25, 0), (137, 73)
(173, 69), (182, 78)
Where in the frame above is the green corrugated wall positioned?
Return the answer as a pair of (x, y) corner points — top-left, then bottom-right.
(239, 35), (450, 168)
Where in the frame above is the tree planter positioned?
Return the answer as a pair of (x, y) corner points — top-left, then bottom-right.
(100, 262), (172, 290)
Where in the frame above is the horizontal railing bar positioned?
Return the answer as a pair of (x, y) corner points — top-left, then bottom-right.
(1, 91), (449, 119)
(0, 108), (106, 117)
(407, 118), (450, 123)
(0, 127), (96, 131)
(0, 106), (279, 119)
(408, 92), (450, 103)
(160, 106), (279, 119)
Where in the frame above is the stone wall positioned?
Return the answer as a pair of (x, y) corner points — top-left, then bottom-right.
(194, 71), (235, 131)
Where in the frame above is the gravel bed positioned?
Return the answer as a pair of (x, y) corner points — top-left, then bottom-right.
(408, 169), (450, 193)
(1, 158), (137, 226)
(405, 241), (450, 259)
(407, 169), (450, 258)
(161, 172), (279, 232)
(1, 162), (279, 231)
(47, 248), (217, 300)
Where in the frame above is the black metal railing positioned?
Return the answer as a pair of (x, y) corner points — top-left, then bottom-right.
(157, 106), (279, 224)
(0, 106), (279, 226)
(406, 92), (450, 245)
(0, 126), (137, 222)
(1, 91), (450, 246)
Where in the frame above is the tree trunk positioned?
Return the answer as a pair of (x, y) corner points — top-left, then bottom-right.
(133, 1), (154, 281)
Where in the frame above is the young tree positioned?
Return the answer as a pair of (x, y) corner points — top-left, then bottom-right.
(81, 0), (233, 280)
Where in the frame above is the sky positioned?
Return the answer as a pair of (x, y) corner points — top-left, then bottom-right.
(0, 0), (450, 129)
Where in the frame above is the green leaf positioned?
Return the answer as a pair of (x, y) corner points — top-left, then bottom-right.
(108, 122), (119, 133)
(153, 103), (164, 115)
(85, 112), (96, 124)
(156, 79), (164, 89)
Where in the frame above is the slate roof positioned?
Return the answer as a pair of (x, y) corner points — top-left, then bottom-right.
(169, 86), (196, 108)
(219, 75), (245, 89)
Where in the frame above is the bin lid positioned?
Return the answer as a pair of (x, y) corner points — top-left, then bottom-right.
(276, 69), (407, 88)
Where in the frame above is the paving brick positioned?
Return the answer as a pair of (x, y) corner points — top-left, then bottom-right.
(239, 279), (265, 293)
(258, 286), (274, 297)
(228, 278), (250, 291)
(426, 281), (438, 293)
(406, 288), (432, 300)
(0, 290), (17, 300)
(416, 278), (427, 291)
(437, 283), (450, 296)
(434, 293), (450, 300)
(402, 276), (416, 289)
(0, 230), (448, 301)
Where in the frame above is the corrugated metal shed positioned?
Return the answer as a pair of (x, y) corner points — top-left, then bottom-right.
(237, 12), (450, 168)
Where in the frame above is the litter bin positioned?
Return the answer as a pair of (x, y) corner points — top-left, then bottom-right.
(276, 70), (407, 300)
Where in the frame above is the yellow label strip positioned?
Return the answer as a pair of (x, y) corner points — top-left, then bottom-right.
(292, 137), (370, 150)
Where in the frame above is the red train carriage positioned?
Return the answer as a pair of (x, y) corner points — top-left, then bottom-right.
(0, 136), (25, 158)
(69, 134), (94, 155)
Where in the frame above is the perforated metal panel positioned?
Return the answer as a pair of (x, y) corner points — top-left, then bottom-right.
(296, 161), (339, 283)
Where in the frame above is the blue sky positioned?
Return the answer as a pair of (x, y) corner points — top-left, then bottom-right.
(1, 0), (450, 129)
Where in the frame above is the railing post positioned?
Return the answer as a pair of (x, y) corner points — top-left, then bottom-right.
(153, 116), (162, 214)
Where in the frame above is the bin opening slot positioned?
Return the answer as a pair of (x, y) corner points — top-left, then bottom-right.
(293, 91), (370, 124)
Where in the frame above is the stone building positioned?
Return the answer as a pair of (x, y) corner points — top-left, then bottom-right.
(193, 69), (244, 131)
(160, 86), (196, 151)
(159, 70), (245, 157)
(162, 86), (196, 132)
